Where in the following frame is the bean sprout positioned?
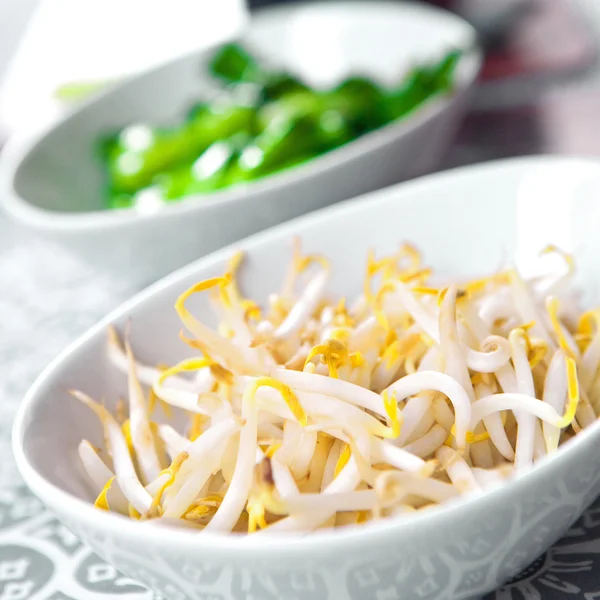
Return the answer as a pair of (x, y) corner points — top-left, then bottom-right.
(72, 240), (596, 533)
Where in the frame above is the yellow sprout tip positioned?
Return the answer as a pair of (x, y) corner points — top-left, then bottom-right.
(157, 357), (214, 386)
(557, 357), (580, 429)
(334, 444), (352, 479)
(250, 377), (308, 427)
(94, 476), (115, 511)
(382, 391), (402, 439)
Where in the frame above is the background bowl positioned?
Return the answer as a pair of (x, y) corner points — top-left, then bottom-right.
(13, 156), (600, 600)
(0, 1), (481, 284)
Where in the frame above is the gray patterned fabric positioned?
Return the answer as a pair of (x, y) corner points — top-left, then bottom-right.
(2, 219), (600, 600)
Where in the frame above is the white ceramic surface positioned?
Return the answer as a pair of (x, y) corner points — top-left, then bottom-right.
(0, 1), (481, 284)
(13, 156), (600, 600)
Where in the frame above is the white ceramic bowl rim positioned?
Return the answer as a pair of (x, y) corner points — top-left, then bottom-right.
(13, 155), (600, 560)
(0, 0), (481, 233)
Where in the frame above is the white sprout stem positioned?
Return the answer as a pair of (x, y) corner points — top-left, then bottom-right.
(371, 438), (427, 474)
(285, 343), (311, 370)
(320, 306), (335, 327)
(195, 367), (216, 392)
(470, 394), (564, 429)
(349, 316), (387, 353)
(72, 391), (152, 514)
(257, 418), (284, 442)
(396, 394), (432, 446)
(258, 459), (362, 534)
(392, 282), (440, 340)
(282, 490), (377, 514)
(559, 323), (581, 359)
(126, 341), (163, 484)
(509, 269), (555, 348)
(255, 447), (266, 465)
(371, 353), (403, 393)
(271, 458), (300, 497)
(466, 336), (512, 373)
(494, 362), (518, 393)
(386, 371), (471, 448)
(459, 303), (512, 373)
(250, 390), (298, 423)
(321, 440), (343, 490)
(533, 420), (547, 460)
(220, 433), (240, 485)
(205, 387), (259, 532)
(402, 425), (447, 458)
(482, 364), (517, 461)
(225, 301), (277, 368)
(78, 440), (129, 514)
(152, 382), (217, 415)
(418, 345), (443, 372)
(162, 455), (223, 519)
(162, 417), (241, 517)
(582, 328), (600, 391)
(376, 470), (459, 504)
(349, 358), (373, 390)
(275, 421), (304, 471)
(349, 294), (369, 321)
(386, 505), (420, 518)
(256, 386), (386, 438)
(273, 268), (329, 341)
(286, 425), (317, 481)
(471, 466), (512, 489)
(532, 269), (572, 298)
(389, 284), (497, 374)
(478, 288), (515, 328)
(305, 426), (373, 478)
(576, 391), (597, 426)
(304, 434), (334, 493)
(469, 434), (494, 469)
(456, 315), (479, 349)
(177, 297), (261, 374)
(436, 446), (481, 494)
(474, 381), (515, 461)
(157, 425), (190, 459)
(459, 301), (490, 341)
(255, 319), (275, 338)
(590, 372), (600, 415)
(509, 330), (536, 470)
(542, 349), (568, 452)
(440, 286), (475, 401)
(145, 472), (173, 497)
(107, 327), (194, 391)
(405, 409), (435, 445)
(268, 369), (386, 417)
(431, 395), (454, 430)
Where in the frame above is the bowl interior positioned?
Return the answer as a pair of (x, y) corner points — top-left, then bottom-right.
(16, 156), (600, 507)
(10, 1), (477, 214)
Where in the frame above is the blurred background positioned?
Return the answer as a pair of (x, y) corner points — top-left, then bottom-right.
(2, 0), (600, 160)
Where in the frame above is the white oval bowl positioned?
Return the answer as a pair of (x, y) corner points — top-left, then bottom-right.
(13, 156), (600, 600)
(0, 1), (481, 283)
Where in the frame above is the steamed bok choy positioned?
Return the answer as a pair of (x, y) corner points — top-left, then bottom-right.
(101, 43), (462, 210)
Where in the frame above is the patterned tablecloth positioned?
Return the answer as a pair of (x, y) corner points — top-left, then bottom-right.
(3, 1), (600, 597)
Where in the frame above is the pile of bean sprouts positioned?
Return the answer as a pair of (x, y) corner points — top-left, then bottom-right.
(74, 240), (599, 534)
